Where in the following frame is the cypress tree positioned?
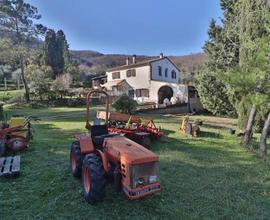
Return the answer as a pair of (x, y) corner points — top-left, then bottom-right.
(41, 29), (72, 77)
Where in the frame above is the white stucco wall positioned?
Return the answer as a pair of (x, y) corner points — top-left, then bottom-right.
(150, 58), (180, 84)
(106, 65), (151, 89)
(105, 58), (185, 104)
(148, 81), (187, 104)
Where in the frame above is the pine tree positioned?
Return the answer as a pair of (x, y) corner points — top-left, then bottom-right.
(0, 0), (46, 102)
(197, 14), (238, 116)
(227, 0), (270, 145)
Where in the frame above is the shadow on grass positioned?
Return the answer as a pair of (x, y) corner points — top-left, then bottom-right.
(202, 123), (235, 131)
(199, 130), (224, 138)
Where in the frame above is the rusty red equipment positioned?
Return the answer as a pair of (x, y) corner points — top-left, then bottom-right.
(96, 111), (163, 147)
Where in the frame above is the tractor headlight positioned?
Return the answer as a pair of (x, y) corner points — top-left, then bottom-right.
(130, 162), (159, 188)
(133, 178), (145, 188)
(149, 175), (158, 183)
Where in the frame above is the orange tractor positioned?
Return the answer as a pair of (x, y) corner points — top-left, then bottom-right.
(70, 91), (161, 204)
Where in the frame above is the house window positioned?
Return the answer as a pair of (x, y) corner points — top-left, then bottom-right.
(158, 66), (162, 76)
(136, 89), (149, 97)
(165, 68), (168, 77)
(128, 89), (134, 98)
(112, 72), (120, 79)
(171, 70), (177, 79)
(126, 69), (136, 77)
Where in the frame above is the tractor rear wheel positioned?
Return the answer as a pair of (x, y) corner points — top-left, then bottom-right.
(0, 140), (6, 157)
(70, 141), (82, 178)
(82, 154), (106, 204)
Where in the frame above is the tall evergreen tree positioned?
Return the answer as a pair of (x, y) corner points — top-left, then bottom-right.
(56, 30), (72, 69)
(55, 30), (65, 74)
(197, 9), (239, 116)
(41, 29), (73, 77)
(42, 29), (57, 75)
(230, 0), (270, 145)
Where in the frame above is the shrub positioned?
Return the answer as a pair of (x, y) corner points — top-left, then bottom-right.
(112, 94), (138, 114)
(51, 73), (72, 99)
(26, 65), (53, 101)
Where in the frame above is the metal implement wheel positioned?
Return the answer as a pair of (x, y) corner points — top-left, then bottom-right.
(7, 137), (28, 152)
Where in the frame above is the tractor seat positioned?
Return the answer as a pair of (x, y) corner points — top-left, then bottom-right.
(90, 125), (109, 147)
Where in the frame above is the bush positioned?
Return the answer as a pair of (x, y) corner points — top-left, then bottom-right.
(51, 73), (72, 99)
(112, 95), (138, 114)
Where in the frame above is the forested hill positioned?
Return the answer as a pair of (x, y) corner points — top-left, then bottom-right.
(71, 50), (206, 84)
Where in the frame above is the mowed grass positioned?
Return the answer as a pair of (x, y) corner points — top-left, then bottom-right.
(1, 107), (270, 219)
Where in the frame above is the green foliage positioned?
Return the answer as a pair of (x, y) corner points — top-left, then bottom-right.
(51, 73), (72, 99)
(0, 65), (12, 80)
(197, 12), (239, 116)
(0, 0), (44, 39)
(41, 29), (63, 77)
(112, 94), (138, 114)
(198, 0), (270, 129)
(41, 29), (78, 78)
(225, 1), (270, 132)
(0, 0), (45, 102)
(25, 65), (53, 100)
(197, 69), (236, 116)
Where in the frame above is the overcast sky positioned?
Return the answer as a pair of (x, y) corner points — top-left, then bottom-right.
(26, 0), (222, 56)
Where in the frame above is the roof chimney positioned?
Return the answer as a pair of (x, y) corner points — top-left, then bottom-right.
(126, 57), (130, 65)
(132, 55), (136, 64)
(160, 53), (164, 59)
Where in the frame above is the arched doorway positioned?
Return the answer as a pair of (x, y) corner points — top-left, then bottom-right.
(158, 86), (173, 104)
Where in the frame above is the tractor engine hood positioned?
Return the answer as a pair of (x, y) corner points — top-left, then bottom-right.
(103, 136), (158, 164)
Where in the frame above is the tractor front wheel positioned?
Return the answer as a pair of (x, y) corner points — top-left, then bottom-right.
(70, 141), (82, 178)
(82, 154), (106, 204)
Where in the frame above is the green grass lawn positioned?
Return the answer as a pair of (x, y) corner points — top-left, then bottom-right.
(1, 107), (270, 219)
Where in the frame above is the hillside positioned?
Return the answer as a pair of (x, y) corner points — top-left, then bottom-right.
(71, 50), (206, 84)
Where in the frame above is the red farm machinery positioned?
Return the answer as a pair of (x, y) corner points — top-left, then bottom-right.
(70, 90), (161, 204)
(96, 111), (163, 148)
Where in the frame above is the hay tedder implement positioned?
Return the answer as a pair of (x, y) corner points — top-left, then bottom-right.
(96, 111), (163, 148)
(0, 116), (35, 157)
(70, 90), (161, 204)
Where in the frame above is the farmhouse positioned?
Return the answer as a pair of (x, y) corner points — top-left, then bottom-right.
(102, 53), (188, 105)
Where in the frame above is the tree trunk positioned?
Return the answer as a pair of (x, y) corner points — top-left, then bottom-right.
(244, 104), (257, 146)
(19, 55), (30, 103)
(260, 112), (270, 156)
